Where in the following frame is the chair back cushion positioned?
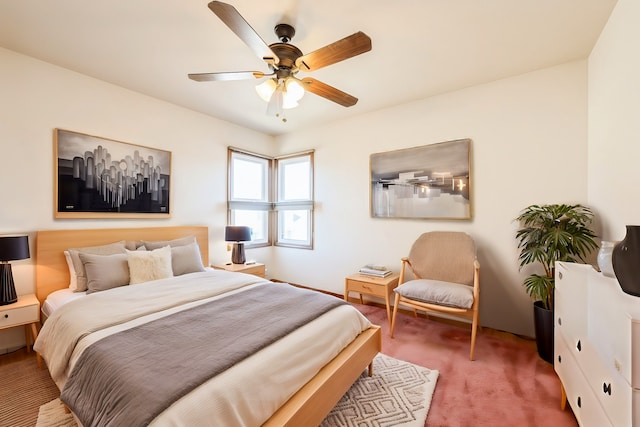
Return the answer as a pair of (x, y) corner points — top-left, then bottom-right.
(408, 231), (476, 286)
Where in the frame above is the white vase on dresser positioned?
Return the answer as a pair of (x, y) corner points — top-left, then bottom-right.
(555, 261), (640, 426)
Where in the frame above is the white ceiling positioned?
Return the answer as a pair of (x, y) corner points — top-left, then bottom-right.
(0, 0), (617, 136)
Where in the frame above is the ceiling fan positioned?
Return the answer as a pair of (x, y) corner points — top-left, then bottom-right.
(188, 1), (372, 120)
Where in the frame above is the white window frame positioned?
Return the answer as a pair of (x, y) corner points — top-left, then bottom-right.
(228, 149), (272, 247)
(227, 148), (314, 250)
(275, 153), (314, 249)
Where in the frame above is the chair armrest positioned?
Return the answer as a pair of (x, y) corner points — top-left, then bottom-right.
(399, 258), (410, 284)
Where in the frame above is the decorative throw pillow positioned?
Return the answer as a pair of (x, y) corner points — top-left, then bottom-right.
(170, 242), (206, 276)
(68, 241), (128, 292)
(142, 235), (196, 251)
(127, 245), (173, 285)
(79, 252), (130, 294)
(64, 250), (79, 291)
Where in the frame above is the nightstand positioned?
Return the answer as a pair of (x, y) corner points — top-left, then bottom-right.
(344, 273), (400, 327)
(213, 263), (266, 278)
(0, 293), (40, 352)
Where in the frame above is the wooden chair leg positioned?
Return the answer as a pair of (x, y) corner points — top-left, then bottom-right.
(390, 293), (401, 338)
(469, 309), (479, 361)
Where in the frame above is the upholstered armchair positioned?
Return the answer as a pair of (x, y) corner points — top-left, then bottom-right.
(390, 231), (480, 361)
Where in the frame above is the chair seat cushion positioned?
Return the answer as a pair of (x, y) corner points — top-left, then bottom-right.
(395, 279), (474, 309)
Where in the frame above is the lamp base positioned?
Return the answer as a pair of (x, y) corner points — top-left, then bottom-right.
(231, 243), (246, 264)
(0, 263), (17, 306)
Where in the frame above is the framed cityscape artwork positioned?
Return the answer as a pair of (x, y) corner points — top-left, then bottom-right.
(370, 138), (471, 220)
(54, 129), (171, 218)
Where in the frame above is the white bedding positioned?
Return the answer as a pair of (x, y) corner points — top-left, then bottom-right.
(41, 288), (86, 318)
(35, 270), (371, 426)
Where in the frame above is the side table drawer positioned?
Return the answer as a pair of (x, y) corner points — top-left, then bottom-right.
(347, 279), (386, 298)
(0, 303), (39, 328)
(241, 265), (266, 277)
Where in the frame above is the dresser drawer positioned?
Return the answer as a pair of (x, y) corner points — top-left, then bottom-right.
(0, 303), (39, 329)
(555, 292), (585, 351)
(581, 341), (631, 427)
(588, 269), (640, 388)
(555, 337), (614, 427)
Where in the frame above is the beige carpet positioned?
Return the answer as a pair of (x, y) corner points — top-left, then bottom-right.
(33, 354), (437, 427)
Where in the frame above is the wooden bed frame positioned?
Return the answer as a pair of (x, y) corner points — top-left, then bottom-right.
(35, 226), (381, 426)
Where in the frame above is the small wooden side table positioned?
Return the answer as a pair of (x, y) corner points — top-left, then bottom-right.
(212, 262), (266, 278)
(344, 273), (400, 326)
(0, 294), (40, 352)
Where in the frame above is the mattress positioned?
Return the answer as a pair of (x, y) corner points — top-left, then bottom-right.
(35, 270), (371, 426)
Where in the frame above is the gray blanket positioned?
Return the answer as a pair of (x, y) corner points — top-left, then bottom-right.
(60, 283), (346, 427)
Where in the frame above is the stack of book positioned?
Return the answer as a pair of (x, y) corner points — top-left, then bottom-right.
(359, 264), (392, 277)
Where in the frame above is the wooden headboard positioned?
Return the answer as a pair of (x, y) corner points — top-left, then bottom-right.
(35, 226), (209, 305)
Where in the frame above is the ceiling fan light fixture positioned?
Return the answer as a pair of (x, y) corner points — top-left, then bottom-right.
(256, 78), (278, 102)
(284, 77), (304, 102)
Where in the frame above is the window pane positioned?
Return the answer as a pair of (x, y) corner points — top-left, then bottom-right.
(231, 153), (268, 202)
(231, 209), (268, 243)
(279, 156), (310, 201)
(279, 209), (309, 243)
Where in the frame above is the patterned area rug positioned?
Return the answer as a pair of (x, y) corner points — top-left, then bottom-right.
(36, 354), (438, 427)
(321, 353), (439, 427)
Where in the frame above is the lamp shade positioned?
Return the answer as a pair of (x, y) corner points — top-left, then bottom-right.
(0, 236), (30, 261)
(225, 226), (252, 242)
(0, 236), (29, 306)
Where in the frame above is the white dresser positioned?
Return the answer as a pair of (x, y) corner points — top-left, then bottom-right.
(555, 261), (640, 426)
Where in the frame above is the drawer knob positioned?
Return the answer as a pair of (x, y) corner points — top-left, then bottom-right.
(558, 355), (562, 363)
(558, 317), (562, 326)
(577, 396), (581, 408)
(576, 340), (581, 352)
(559, 272), (563, 280)
(603, 382), (612, 395)
(3, 314), (7, 319)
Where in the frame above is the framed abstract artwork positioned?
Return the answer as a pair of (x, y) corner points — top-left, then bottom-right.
(370, 138), (471, 220)
(54, 129), (171, 219)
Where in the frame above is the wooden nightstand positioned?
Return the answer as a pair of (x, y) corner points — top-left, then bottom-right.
(213, 263), (266, 278)
(0, 294), (40, 352)
(344, 273), (400, 327)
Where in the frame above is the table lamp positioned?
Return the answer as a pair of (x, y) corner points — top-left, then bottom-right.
(225, 226), (252, 264)
(0, 235), (30, 306)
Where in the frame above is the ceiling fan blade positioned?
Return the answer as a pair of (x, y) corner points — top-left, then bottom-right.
(295, 32), (371, 72)
(188, 71), (267, 82)
(208, 1), (279, 66)
(301, 77), (358, 107)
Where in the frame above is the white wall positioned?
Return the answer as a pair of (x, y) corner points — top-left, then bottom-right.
(0, 45), (593, 346)
(0, 47), (275, 351)
(588, 0), (640, 241)
(274, 61), (589, 337)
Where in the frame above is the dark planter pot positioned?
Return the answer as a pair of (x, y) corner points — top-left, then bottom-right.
(612, 225), (640, 297)
(533, 300), (554, 364)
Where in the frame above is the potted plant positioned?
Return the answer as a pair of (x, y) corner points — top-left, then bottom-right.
(515, 204), (598, 363)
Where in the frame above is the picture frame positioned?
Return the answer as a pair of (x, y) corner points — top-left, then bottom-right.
(54, 129), (172, 219)
(370, 138), (471, 220)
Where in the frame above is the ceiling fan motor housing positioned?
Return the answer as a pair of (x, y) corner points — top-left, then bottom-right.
(274, 23), (295, 43)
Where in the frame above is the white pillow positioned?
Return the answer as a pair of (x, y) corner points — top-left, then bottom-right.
(127, 245), (173, 285)
(64, 250), (78, 291)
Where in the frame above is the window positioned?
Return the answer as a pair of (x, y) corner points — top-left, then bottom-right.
(228, 148), (314, 249)
(275, 153), (313, 248)
(228, 151), (271, 246)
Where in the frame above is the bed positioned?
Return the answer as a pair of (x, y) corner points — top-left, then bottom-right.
(34, 226), (381, 426)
